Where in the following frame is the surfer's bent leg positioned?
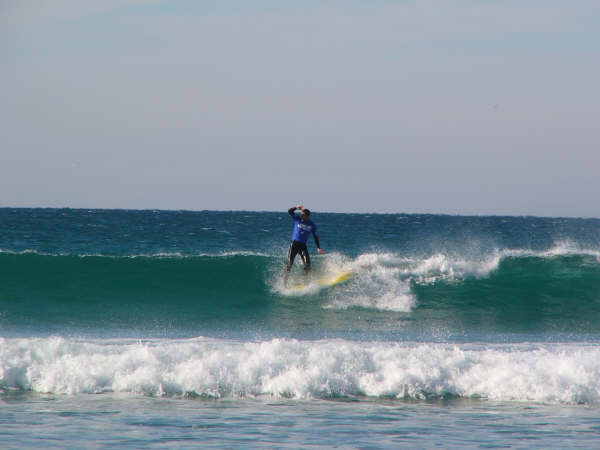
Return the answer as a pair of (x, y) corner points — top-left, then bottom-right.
(284, 241), (300, 286)
(286, 241), (299, 272)
(299, 243), (311, 272)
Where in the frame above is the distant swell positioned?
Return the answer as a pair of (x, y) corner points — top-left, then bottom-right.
(2, 337), (600, 404)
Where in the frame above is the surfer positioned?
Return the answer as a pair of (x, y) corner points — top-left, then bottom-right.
(285, 205), (324, 281)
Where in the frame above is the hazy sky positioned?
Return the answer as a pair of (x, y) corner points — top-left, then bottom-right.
(2, 1), (599, 216)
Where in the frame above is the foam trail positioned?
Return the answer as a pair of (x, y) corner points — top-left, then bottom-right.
(321, 251), (500, 312)
(2, 337), (600, 404)
(321, 245), (600, 312)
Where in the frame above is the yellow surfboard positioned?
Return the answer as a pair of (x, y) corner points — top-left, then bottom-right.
(292, 269), (355, 290)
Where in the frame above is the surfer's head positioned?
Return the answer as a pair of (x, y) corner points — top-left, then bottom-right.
(301, 209), (311, 220)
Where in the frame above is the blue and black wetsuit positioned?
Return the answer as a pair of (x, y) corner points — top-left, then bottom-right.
(286, 207), (321, 272)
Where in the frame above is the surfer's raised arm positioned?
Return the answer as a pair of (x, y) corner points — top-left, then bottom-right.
(288, 205), (303, 217)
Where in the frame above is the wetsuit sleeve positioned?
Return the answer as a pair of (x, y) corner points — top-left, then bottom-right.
(314, 234), (321, 249)
(312, 223), (321, 248)
(288, 207), (298, 218)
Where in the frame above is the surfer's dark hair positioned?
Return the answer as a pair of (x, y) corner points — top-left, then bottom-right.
(302, 209), (311, 215)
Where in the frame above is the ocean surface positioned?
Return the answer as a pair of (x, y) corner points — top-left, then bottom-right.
(2, 208), (600, 448)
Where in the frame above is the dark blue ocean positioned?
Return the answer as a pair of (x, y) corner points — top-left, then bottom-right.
(2, 208), (600, 447)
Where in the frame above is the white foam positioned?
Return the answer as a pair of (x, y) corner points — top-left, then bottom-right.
(319, 243), (600, 312)
(0, 249), (271, 258)
(218, 251), (270, 257)
(270, 252), (353, 297)
(497, 242), (600, 261)
(2, 337), (600, 404)
(316, 251), (500, 312)
(351, 251), (502, 281)
(323, 253), (415, 312)
(274, 250), (502, 310)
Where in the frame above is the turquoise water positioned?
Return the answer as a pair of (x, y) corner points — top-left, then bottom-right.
(2, 208), (600, 447)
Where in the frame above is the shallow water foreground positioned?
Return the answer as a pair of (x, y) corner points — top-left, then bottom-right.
(2, 393), (600, 448)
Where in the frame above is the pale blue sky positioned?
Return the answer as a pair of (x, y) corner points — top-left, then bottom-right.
(2, 1), (599, 216)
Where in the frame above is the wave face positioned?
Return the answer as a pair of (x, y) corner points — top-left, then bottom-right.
(410, 251), (600, 333)
(1, 208), (600, 338)
(0, 253), (272, 336)
(1, 249), (600, 336)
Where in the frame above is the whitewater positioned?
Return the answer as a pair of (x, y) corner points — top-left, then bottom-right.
(2, 208), (600, 447)
(4, 337), (600, 405)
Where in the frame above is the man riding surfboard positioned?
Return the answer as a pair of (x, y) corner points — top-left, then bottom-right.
(285, 205), (324, 283)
